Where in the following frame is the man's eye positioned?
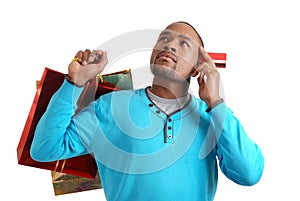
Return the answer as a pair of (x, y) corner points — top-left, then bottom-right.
(159, 36), (168, 42)
(180, 41), (190, 48)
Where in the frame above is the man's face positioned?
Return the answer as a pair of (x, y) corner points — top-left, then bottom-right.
(150, 23), (201, 82)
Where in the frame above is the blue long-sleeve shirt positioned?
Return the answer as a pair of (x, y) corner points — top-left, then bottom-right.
(31, 79), (264, 201)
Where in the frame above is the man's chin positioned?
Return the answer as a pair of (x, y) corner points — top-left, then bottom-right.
(150, 64), (187, 83)
(152, 62), (176, 69)
(150, 64), (174, 76)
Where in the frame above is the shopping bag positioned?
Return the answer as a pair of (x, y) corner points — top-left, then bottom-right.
(17, 67), (133, 179)
(51, 166), (102, 196)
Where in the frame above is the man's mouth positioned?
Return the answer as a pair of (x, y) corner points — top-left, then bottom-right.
(156, 51), (177, 63)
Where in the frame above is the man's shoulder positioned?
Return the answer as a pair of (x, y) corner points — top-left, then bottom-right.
(95, 88), (148, 111)
(99, 88), (146, 100)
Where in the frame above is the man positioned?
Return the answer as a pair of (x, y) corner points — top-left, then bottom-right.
(31, 21), (264, 201)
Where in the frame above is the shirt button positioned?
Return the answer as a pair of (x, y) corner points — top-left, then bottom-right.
(156, 110), (160, 114)
(168, 126), (172, 130)
(168, 118), (172, 122)
(168, 134), (172, 139)
(149, 103), (154, 107)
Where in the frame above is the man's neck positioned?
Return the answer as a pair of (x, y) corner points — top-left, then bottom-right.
(150, 77), (190, 99)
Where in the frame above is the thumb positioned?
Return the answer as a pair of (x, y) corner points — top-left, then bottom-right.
(86, 51), (108, 75)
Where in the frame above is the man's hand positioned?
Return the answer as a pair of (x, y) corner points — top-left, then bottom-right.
(193, 46), (222, 108)
(68, 49), (108, 86)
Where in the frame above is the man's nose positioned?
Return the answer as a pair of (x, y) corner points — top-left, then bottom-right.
(163, 44), (176, 53)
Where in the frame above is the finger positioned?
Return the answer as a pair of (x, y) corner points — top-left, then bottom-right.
(199, 46), (213, 64)
(87, 50), (102, 64)
(84, 51), (108, 77)
(198, 72), (205, 86)
(73, 50), (84, 64)
(195, 61), (209, 74)
(93, 51), (108, 71)
(98, 51), (108, 67)
(82, 49), (91, 65)
(94, 49), (104, 58)
(87, 51), (96, 64)
(74, 50), (83, 58)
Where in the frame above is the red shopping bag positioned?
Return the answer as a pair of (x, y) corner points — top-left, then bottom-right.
(17, 67), (133, 179)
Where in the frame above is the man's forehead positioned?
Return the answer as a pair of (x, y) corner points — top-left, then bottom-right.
(160, 30), (191, 41)
(160, 28), (201, 46)
(163, 23), (202, 46)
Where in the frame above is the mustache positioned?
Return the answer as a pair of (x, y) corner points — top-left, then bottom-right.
(155, 50), (177, 63)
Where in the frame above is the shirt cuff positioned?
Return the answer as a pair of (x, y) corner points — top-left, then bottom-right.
(55, 78), (85, 107)
(65, 75), (86, 88)
(206, 98), (224, 113)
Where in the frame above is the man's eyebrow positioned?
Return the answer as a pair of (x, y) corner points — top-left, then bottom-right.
(160, 30), (193, 43)
(178, 34), (192, 42)
(159, 30), (172, 36)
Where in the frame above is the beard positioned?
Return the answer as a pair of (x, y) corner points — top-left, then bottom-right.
(150, 64), (179, 81)
(150, 63), (191, 83)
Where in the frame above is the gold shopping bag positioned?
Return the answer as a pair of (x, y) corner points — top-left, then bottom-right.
(51, 160), (102, 196)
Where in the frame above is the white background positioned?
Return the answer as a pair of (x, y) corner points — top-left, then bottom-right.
(1, 0), (300, 200)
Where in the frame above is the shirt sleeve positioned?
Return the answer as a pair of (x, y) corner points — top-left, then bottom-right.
(30, 79), (96, 162)
(209, 102), (264, 186)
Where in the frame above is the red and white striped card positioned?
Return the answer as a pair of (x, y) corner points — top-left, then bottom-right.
(207, 52), (227, 68)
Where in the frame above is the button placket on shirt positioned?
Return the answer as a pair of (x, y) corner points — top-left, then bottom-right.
(144, 89), (198, 144)
(148, 102), (174, 143)
(166, 117), (173, 143)
(148, 103), (165, 117)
